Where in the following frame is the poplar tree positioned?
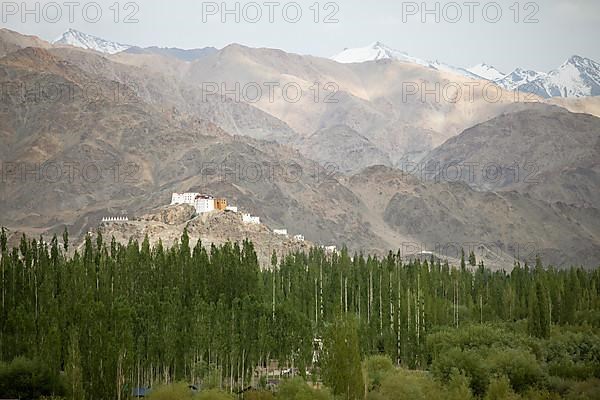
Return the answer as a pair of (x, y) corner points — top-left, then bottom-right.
(321, 316), (364, 400)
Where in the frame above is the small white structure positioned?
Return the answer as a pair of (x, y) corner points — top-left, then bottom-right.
(323, 245), (338, 254)
(242, 213), (261, 225)
(171, 192), (215, 214)
(171, 192), (199, 205)
(273, 229), (288, 236)
(102, 216), (129, 223)
(294, 234), (305, 242)
(225, 206), (238, 213)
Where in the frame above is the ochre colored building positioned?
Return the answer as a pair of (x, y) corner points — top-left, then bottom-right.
(215, 198), (228, 211)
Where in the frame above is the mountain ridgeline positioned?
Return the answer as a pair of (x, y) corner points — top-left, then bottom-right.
(0, 28), (599, 268)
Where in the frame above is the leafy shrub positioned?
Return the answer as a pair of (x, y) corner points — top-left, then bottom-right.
(0, 357), (65, 400)
(547, 360), (596, 380)
(488, 349), (544, 393)
(376, 369), (442, 400)
(521, 388), (561, 400)
(277, 377), (333, 400)
(445, 369), (474, 400)
(146, 382), (195, 400)
(363, 355), (395, 391)
(565, 378), (600, 400)
(484, 376), (520, 400)
(427, 324), (528, 356)
(432, 347), (489, 397)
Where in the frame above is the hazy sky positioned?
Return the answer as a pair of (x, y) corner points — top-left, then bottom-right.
(3, 0), (599, 72)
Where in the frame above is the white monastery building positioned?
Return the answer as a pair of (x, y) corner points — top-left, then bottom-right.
(273, 229), (288, 236)
(242, 213), (261, 225)
(171, 192), (215, 214)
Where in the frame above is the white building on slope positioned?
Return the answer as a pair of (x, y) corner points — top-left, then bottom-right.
(273, 229), (288, 236)
(171, 192), (215, 214)
(171, 192), (199, 205)
(242, 213), (261, 225)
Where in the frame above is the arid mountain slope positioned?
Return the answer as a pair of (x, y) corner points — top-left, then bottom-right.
(0, 46), (381, 252)
(422, 105), (600, 207)
(1, 30), (599, 269)
(296, 125), (391, 173)
(0, 28), (50, 57)
(184, 44), (526, 163)
(346, 166), (600, 268)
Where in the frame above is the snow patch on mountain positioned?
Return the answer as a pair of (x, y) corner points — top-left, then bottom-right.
(430, 61), (482, 79)
(53, 29), (132, 55)
(495, 56), (600, 98)
(540, 56), (600, 97)
(332, 43), (599, 98)
(331, 42), (430, 66)
(331, 42), (480, 79)
(468, 63), (506, 81)
(495, 68), (546, 91)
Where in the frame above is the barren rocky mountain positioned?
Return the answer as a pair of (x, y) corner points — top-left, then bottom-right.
(548, 96), (600, 119)
(123, 45), (218, 62)
(0, 28), (50, 57)
(1, 29), (599, 268)
(296, 125), (392, 173)
(0, 45), (379, 254)
(422, 104), (600, 207)
(183, 44), (526, 164)
(46, 46), (299, 144)
(344, 166), (600, 268)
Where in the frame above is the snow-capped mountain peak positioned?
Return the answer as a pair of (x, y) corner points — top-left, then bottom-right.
(494, 68), (546, 91)
(468, 63), (506, 81)
(331, 42), (480, 79)
(493, 56), (600, 98)
(542, 55), (600, 97)
(331, 41), (429, 67)
(53, 29), (132, 55)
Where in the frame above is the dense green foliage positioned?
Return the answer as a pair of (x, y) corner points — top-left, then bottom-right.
(0, 227), (599, 399)
(321, 316), (363, 399)
(0, 357), (65, 399)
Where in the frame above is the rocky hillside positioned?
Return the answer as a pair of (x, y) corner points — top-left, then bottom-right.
(89, 204), (314, 267)
(345, 166), (600, 269)
(0, 45), (380, 255)
(0, 28), (50, 57)
(295, 125), (392, 173)
(422, 104), (600, 207)
(1, 29), (599, 269)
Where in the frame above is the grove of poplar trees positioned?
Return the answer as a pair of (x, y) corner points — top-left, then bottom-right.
(0, 227), (599, 399)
